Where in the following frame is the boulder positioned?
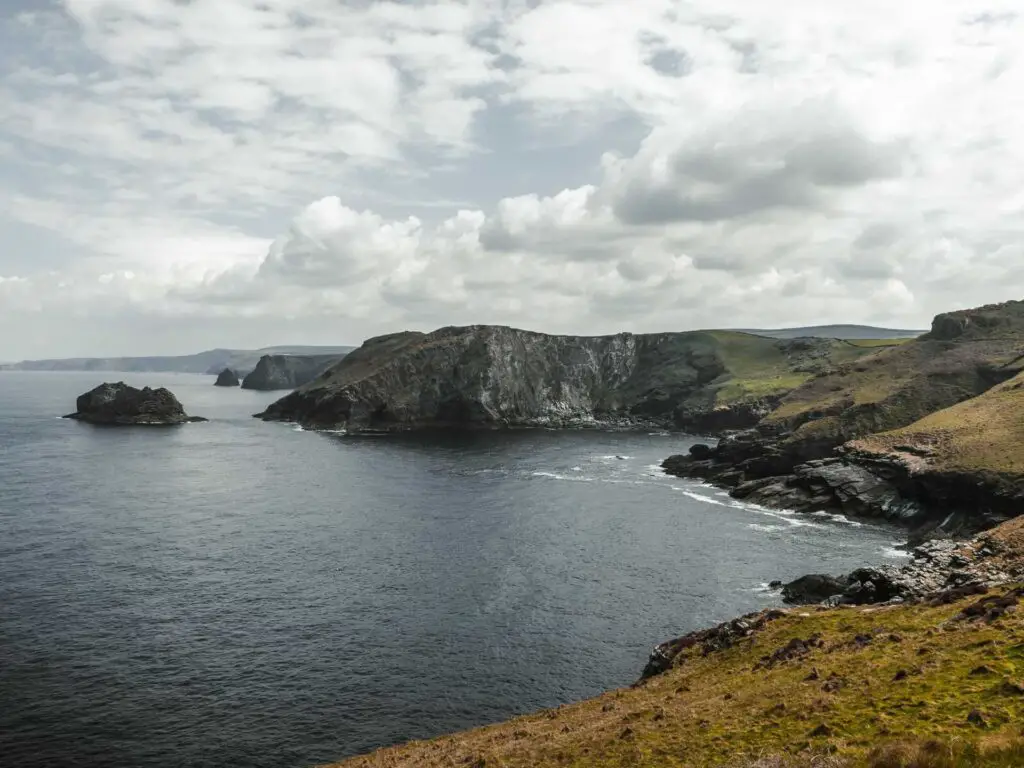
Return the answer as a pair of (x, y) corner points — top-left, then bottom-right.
(781, 574), (850, 605)
(214, 368), (240, 387)
(64, 382), (206, 425)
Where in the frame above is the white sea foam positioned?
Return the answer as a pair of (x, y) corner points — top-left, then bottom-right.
(675, 489), (733, 507)
(532, 471), (593, 482)
(749, 524), (785, 533)
(811, 510), (864, 527)
(882, 544), (910, 559)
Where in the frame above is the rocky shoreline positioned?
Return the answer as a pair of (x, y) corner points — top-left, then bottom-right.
(641, 517), (1024, 682)
(661, 429), (1016, 544)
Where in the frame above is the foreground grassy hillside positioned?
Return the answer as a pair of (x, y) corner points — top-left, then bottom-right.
(330, 577), (1024, 767)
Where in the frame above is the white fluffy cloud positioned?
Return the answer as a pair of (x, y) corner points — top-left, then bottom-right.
(3, 1), (1024, 357)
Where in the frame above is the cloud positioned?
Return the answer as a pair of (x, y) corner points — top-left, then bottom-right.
(602, 97), (905, 226)
(3, 1), (1024, 358)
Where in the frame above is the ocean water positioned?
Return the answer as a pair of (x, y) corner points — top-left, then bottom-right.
(0, 372), (908, 768)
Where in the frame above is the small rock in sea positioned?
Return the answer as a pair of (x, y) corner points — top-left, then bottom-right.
(214, 368), (240, 387)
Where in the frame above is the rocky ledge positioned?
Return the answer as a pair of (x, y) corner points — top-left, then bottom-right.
(214, 368), (240, 387)
(64, 382), (207, 425)
(662, 431), (1018, 542)
(777, 535), (1024, 607)
(641, 516), (1024, 686)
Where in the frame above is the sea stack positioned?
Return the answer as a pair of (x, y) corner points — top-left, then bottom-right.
(241, 354), (341, 391)
(64, 382), (207, 425)
(214, 368), (240, 387)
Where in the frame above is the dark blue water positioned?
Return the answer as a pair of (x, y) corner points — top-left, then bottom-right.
(0, 372), (908, 767)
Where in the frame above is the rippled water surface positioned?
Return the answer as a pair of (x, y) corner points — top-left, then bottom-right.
(0, 372), (908, 768)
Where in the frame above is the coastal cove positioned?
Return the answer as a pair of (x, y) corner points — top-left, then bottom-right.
(0, 372), (908, 768)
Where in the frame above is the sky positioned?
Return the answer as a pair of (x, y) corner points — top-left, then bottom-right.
(2, 0), (1024, 359)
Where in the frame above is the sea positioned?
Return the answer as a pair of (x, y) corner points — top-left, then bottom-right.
(0, 372), (909, 768)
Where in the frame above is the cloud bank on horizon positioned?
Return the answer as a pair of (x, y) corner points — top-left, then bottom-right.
(2, 0), (1023, 358)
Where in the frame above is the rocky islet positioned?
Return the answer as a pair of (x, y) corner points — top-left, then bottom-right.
(63, 382), (207, 425)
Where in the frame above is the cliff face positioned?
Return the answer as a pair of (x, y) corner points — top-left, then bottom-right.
(240, 354), (345, 391)
(256, 325), (885, 432)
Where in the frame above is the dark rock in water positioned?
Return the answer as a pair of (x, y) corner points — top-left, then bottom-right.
(689, 443), (714, 460)
(64, 382), (206, 425)
(241, 354), (343, 391)
(214, 368), (240, 387)
(781, 574), (849, 605)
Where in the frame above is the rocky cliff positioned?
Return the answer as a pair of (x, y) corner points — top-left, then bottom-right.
(256, 326), (886, 432)
(240, 354), (345, 391)
(63, 382), (206, 425)
(662, 300), (1024, 539)
(214, 368), (240, 387)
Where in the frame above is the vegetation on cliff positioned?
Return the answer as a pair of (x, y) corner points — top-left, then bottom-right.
(851, 371), (1024, 476)
(767, 300), (1024, 453)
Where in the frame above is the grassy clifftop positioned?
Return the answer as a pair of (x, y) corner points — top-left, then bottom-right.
(760, 301), (1024, 453)
(702, 331), (906, 406)
(850, 371), (1024, 477)
(329, 578), (1024, 768)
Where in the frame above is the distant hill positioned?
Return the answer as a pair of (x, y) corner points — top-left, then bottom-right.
(0, 346), (355, 376)
(738, 324), (925, 340)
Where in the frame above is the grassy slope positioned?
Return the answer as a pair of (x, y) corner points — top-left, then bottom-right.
(851, 372), (1024, 475)
(329, 584), (1024, 768)
(763, 302), (1024, 449)
(705, 332), (889, 406)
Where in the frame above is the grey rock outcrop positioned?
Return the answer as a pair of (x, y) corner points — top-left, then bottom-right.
(214, 368), (240, 387)
(241, 354), (344, 391)
(64, 382), (207, 425)
(256, 326), (783, 432)
(778, 538), (1021, 607)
